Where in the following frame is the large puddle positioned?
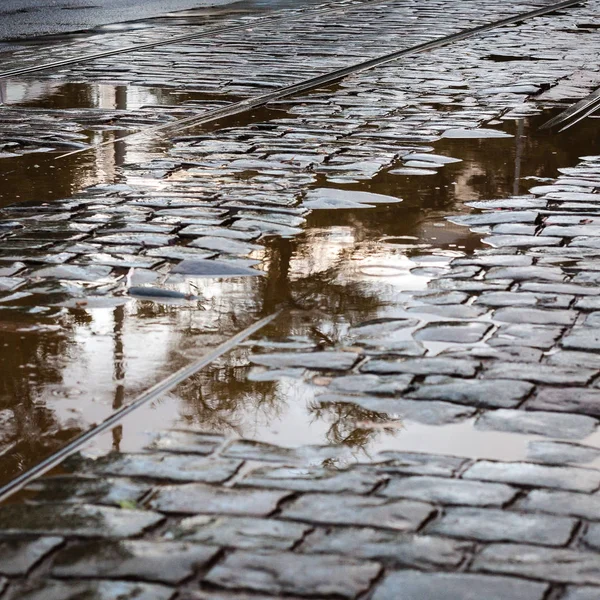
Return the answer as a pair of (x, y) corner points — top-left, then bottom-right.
(2, 108), (600, 483)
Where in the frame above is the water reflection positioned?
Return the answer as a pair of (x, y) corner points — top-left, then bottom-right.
(0, 79), (211, 206)
(2, 110), (600, 482)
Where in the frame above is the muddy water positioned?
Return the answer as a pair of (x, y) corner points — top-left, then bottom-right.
(2, 108), (599, 483)
(0, 79), (226, 207)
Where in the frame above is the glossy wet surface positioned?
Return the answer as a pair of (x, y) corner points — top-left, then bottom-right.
(0, 0), (600, 485)
(3, 2), (600, 598)
(0, 106), (596, 484)
(0, 0), (596, 475)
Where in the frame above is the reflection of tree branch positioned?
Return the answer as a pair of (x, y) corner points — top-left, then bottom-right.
(175, 362), (281, 434)
(309, 399), (401, 451)
(0, 310), (83, 483)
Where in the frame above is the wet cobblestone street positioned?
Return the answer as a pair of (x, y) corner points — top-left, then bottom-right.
(2, 0), (600, 598)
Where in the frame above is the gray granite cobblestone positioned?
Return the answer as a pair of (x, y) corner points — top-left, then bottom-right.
(149, 483), (290, 516)
(406, 378), (533, 408)
(0, 537), (63, 576)
(472, 544), (600, 584)
(237, 465), (382, 494)
(380, 476), (518, 506)
(371, 451), (468, 477)
(463, 461), (600, 492)
(371, 571), (548, 600)
(518, 489), (600, 520)
(0, 504), (164, 538)
(300, 528), (471, 568)
(170, 516), (310, 550)
(562, 588), (600, 600)
(87, 452), (242, 483)
(13, 580), (175, 600)
(281, 493), (434, 531)
(526, 388), (600, 417)
(204, 551), (381, 598)
(427, 507), (577, 545)
(474, 409), (597, 440)
(51, 540), (218, 584)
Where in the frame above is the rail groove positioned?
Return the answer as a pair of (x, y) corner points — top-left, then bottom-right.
(58, 0), (584, 159)
(0, 0), (393, 80)
(0, 311), (280, 504)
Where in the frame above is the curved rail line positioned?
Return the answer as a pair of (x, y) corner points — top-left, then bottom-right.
(0, 311), (280, 504)
(58, 0), (584, 160)
(0, 0), (393, 80)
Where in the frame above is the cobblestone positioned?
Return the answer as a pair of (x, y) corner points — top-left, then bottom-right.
(0, 504), (163, 537)
(406, 379), (533, 408)
(149, 483), (290, 515)
(472, 544), (600, 584)
(583, 524), (600, 551)
(204, 551), (381, 598)
(171, 516), (310, 550)
(13, 580), (175, 600)
(526, 388), (600, 417)
(237, 465), (382, 494)
(0, 537), (63, 576)
(371, 571), (548, 600)
(23, 476), (150, 505)
(474, 409), (597, 440)
(526, 441), (600, 465)
(427, 507), (577, 546)
(51, 540), (218, 584)
(88, 452), (243, 483)
(518, 489), (600, 520)
(300, 528), (471, 568)
(281, 493), (434, 531)
(563, 588), (600, 600)
(380, 476), (517, 506)
(463, 461), (600, 492)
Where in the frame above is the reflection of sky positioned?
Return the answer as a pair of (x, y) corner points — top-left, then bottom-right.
(9, 108), (600, 477)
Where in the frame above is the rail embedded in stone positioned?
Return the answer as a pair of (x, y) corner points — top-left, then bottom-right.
(0, 0), (393, 81)
(541, 85), (600, 132)
(56, 0), (584, 160)
(0, 310), (280, 504)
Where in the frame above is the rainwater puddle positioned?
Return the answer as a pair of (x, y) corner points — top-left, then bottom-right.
(1, 80), (224, 110)
(19, 108), (593, 473)
(2, 95), (600, 482)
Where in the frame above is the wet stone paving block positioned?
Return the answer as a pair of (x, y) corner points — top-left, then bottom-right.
(14, 580), (175, 600)
(149, 483), (291, 516)
(0, 504), (164, 538)
(371, 571), (548, 600)
(50, 540), (219, 584)
(472, 544), (600, 585)
(170, 516), (311, 550)
(379, 476), (518, 507)
(299, 528), (472, 568)
(204, 551), (381, 598)
(0, 537), (63, 576)
(474, 409), (598, 440)
(88, 452), (243, 483)
(426, 507), (577, 546)
(463, 461), (600, 493)
(237, 464), (382, 494)
(281, 493), (434, 531)
(23, 476), (151, 505)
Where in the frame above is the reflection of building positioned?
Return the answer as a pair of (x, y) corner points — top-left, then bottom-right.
(0, 79), (63, 104)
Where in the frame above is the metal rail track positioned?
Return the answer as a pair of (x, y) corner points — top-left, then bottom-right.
(0, 0), (392, 80)
(59, 0), (584, 159)
(0, 311), (280, 503)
